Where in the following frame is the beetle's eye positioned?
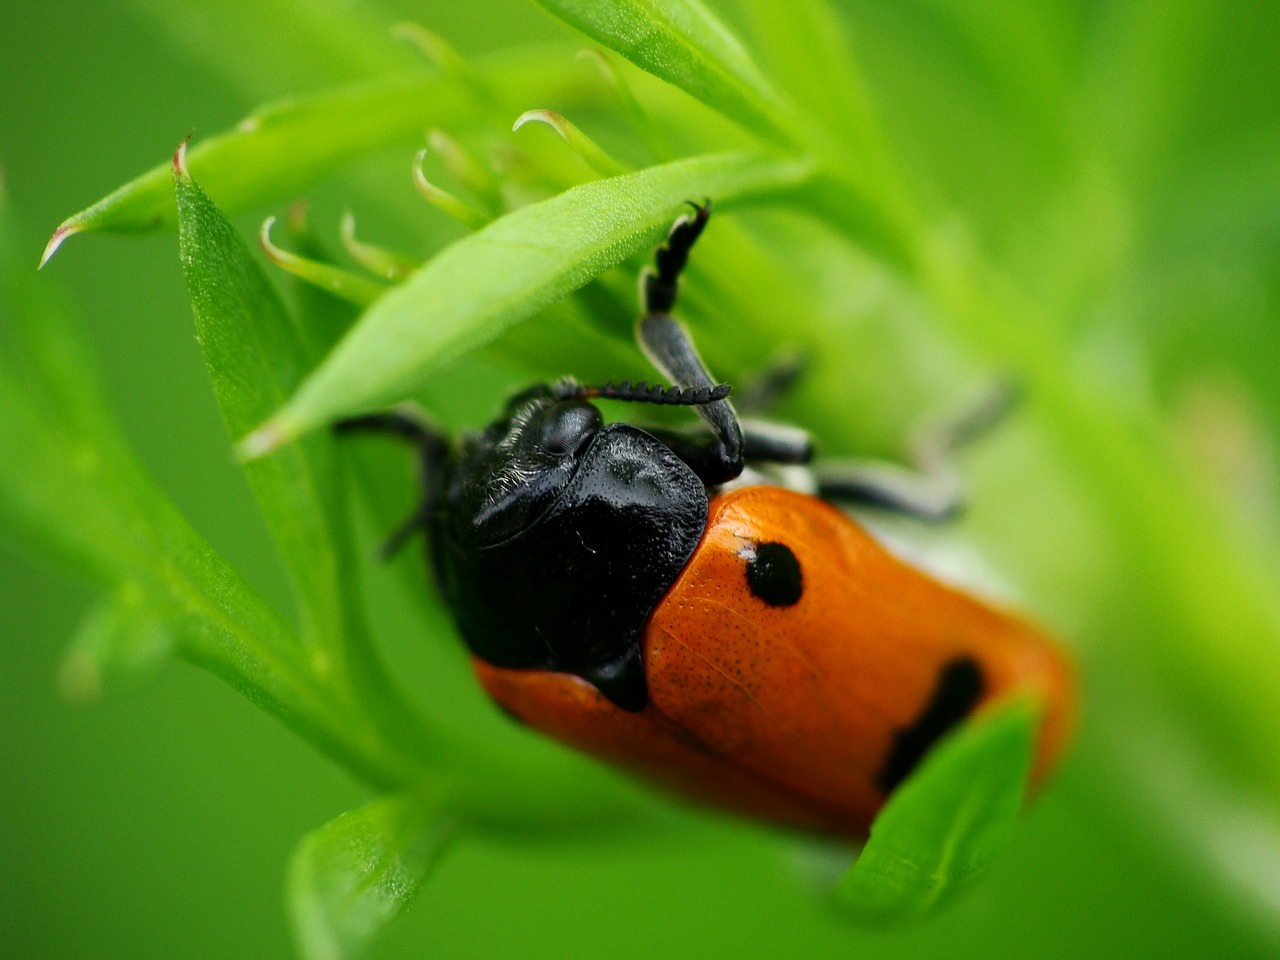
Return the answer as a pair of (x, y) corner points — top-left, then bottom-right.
(537, 403), (601, 456)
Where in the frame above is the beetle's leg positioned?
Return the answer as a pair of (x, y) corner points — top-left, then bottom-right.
(732, 352), (806, 416)
(741, 418), (814, 464)
(816, 380), (1018, 523)
(334, 405), (451, 557)
(636, 202), (745, 486)
(642, 199), (710, 315)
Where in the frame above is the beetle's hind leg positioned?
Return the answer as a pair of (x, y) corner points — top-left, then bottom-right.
(816, 380), (1018, 523)
(733, 351), (806, 416)
(334, 405), (450, 558)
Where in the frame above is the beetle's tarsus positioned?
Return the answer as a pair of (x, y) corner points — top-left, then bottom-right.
(643, 199), (711, 315)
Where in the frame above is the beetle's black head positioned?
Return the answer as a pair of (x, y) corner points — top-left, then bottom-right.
(447, 390), (603, 547)
(428, 386), (709, 712)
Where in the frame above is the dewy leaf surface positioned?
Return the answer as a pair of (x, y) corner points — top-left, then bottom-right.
(837, 699), (1036, 921)
(244, 150), (812, 453)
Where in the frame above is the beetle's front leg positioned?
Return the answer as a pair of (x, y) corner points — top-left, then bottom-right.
(334, 405), (452, 557)
(636, 203), (745, 486)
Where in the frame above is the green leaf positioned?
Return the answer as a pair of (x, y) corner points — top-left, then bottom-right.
(836, 699), (1036, 922)
(513, 109), (631, 177)
(287, 794), (455, 960)
(41, 74), (464, 263)
(122, 0), (421, 96)
(58, 585), (174, 701)
(1, 185), (407, 783)
(733, 0), (883, 158)
(41, 49), (606, 264)
(0, 187), (185, 586)
(533, 0), (803, 148)
(242, 150), (813, 454)
(173, 146), (360, 669)
(260, 215), (389, 309)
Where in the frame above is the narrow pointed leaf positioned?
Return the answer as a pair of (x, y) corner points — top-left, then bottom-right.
(412, 150), (492, 230)
(426, 129), (501, 209)
(1, 191), (390, 774)
(340, 212), (419, 282)
(392, 22), (493, 101)
(261, 216), (389, 307)
(174, 150), (358, 662)
(513, 109), (631, 176)
(122, 0), (421, 94)
(836, 699), (1036, 921)
(41, 75), (463, 262)
(0, 187), (182, 584)
(288, 794), (455, 960)
(576, 47), (674, 159)
(533, 0), (803, 147)
(278, 206), (363, 355)
(243, 150), (812, 454)
(42, 52), (601, 261)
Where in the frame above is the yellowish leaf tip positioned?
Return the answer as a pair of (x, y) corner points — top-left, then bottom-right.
(172, 133), (193, 178)
(258, 215), (299, 270)
(237, 415), (294, 461)
(38, 221), (81, 269)
(258, 214), (280, 253)
(512, 108), (560, 134)
(575, 47), (613, 75)
(411, 149), (489, 230)
(391, 21), (447, 64)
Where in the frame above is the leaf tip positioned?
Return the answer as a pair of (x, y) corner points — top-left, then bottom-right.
(172, 133), (193, 179)
(258, 214), (283, 260)
(390, 20), (448, 68)
(511, 107), (557, 134)
(510, 109), (627, 176)
(38, 221), (81, 269)
(411, 149), (488, 230)
(238, 415), (296, 461)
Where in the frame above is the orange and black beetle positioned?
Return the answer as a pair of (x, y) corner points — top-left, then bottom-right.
(340, 203), (1074, 837)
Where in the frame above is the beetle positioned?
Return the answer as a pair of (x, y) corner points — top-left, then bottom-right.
(338, 203), (1074, 837)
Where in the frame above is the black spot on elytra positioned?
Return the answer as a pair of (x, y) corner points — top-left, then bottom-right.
(877, 657), (985, 793)
(746, 541), (802, 607)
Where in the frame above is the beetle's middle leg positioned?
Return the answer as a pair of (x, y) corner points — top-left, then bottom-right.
(815, 380), (1018, 522)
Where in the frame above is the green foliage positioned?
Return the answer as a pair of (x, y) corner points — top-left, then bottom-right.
(244, 150), (810, 454)
(42, 75), (472, 261)
(5, 0), (1280, 958)
(531, 0), (803, 147)
(837, 700), (1035, 921)
(287, 794), (455, 960)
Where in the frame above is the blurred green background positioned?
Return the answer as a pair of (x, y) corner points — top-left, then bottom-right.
(3, 1), (1279, 958)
